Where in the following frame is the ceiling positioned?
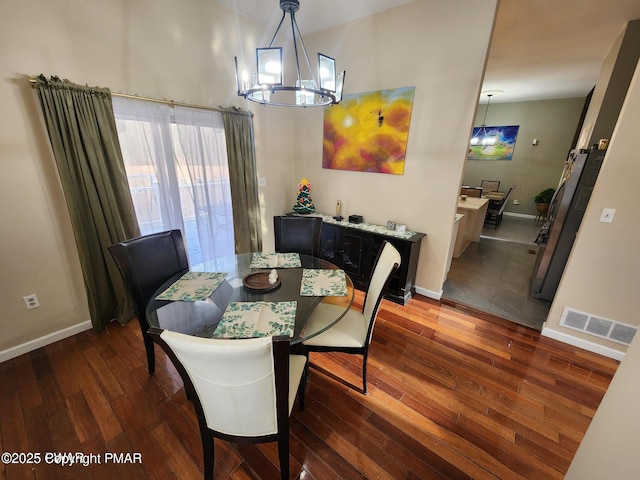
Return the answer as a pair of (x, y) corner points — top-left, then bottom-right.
(218, 0), (640, 104)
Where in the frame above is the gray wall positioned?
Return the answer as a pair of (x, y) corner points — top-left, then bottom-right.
(462, 97), (585, 216)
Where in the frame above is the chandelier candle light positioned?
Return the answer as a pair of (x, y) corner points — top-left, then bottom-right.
(234, 0), (346, 107)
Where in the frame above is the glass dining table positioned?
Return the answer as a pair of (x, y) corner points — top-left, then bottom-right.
(145, 252), (355, 345)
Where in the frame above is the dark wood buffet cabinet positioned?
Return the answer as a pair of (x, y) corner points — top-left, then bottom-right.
(317, 219), (426, 305)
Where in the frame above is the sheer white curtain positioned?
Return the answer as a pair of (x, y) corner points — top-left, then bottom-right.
(112, 97), (235, 268)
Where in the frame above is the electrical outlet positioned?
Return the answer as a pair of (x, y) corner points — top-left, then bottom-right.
(23, 294), (40, 310)
(258, 177), (266, 187)
(599, 208), (616, 223)
(513, 199), (520, 205)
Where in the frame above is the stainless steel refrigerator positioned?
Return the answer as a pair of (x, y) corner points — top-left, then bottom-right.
(531, 148), (606, 301)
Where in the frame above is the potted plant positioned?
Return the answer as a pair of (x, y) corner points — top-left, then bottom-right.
(534, 188), (555, 218)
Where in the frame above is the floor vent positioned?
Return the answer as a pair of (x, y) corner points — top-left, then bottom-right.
(560, 307), (637, 346)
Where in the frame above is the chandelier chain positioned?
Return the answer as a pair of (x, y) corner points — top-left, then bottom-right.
(481, 93), (493, 126)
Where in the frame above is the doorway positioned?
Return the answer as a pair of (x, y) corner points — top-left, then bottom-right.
(442, 215), (551, 330)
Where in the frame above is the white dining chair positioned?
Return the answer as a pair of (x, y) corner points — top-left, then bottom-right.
(150, 330), (307, 480)
(301, 240), (401, 394)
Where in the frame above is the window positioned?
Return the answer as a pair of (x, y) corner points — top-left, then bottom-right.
(112, 97), (234, 269)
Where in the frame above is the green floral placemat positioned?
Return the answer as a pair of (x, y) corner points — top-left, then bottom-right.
(213, 301), (297, 338)
(300, 269), (347, 297)
(155, 272), (227, 302)
(250, 252), (302, 268)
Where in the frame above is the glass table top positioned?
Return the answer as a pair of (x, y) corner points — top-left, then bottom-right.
(146, 253), (355, 345)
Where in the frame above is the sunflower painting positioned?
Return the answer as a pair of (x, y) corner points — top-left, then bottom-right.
(322, 87), (415, 175)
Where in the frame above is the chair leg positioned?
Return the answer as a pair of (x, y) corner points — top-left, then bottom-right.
(362, 353), (368, 395)
(303, 349), (310, 384)
(201, 427), (214, 480)
(142, 333), (156, 375)
(277, 431), (290, 480)
(298, 370), (306, 411)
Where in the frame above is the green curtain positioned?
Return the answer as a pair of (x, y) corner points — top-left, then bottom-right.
(222, 108), (262, 253)
(34, 75), (140, 332)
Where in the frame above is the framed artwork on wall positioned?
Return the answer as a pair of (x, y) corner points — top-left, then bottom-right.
(322, 86), (415, 175)
(468, 125), (519, 160)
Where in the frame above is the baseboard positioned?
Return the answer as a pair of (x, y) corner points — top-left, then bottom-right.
(0, 320), (93, 364)
(541, 323), (626, 361)
(415, 285), (442, 301)
(503, 212), (536, 219)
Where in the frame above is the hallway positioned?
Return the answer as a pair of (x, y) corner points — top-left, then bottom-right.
(443, 215), (551, 330)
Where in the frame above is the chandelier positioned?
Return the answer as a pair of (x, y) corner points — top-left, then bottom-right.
(234, 0), (346, 107)
(470, 90), (503, 146)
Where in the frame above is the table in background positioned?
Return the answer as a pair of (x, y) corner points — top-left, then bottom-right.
(146, 253), (354, 345)
(484, 192), (506, 202)
(454, 197), (489, 257)
(484, 191), (506, 209)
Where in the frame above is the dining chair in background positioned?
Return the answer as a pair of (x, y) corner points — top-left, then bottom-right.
(109, 229), (189, 374)
(481, 179), (501, 193)
(150, 330), (307, 480)
(484, 184), (515, 228)
(273, 215), (323, 257)
(301, 240), (401, 394)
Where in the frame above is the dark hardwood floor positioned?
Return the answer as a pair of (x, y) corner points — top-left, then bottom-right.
(0, 291), (619, 479)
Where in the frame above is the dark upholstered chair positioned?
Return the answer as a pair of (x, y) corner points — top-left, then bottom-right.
(273, 215), (323, 257)
(484, 185), (515, 228)
(149, 330), (306, 480)
(109, 230), (189, 374)
(302, 241), (400, 394)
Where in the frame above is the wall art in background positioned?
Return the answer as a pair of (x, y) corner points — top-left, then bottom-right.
(468, 125), (519, 160)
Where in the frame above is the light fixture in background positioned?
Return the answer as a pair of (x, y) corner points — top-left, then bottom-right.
(470, 90), (504, 146)
(234, 0), (346, 107)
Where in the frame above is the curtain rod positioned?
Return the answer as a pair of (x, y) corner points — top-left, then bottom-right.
(28, 77), (249, 115)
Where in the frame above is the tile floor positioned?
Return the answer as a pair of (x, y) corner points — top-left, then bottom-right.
(479, 213), (543, 243)
(442, 215), (551, 330)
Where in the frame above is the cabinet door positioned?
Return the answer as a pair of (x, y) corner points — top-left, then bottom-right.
(341, 230), (367, 280)
(319, 224), (368, 282)
(319, 224), (339, 264)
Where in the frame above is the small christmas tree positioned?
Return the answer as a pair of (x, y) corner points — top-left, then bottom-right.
(292, 178), (315, 214)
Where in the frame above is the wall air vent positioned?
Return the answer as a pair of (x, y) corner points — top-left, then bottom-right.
(560, 307), (637, 346)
